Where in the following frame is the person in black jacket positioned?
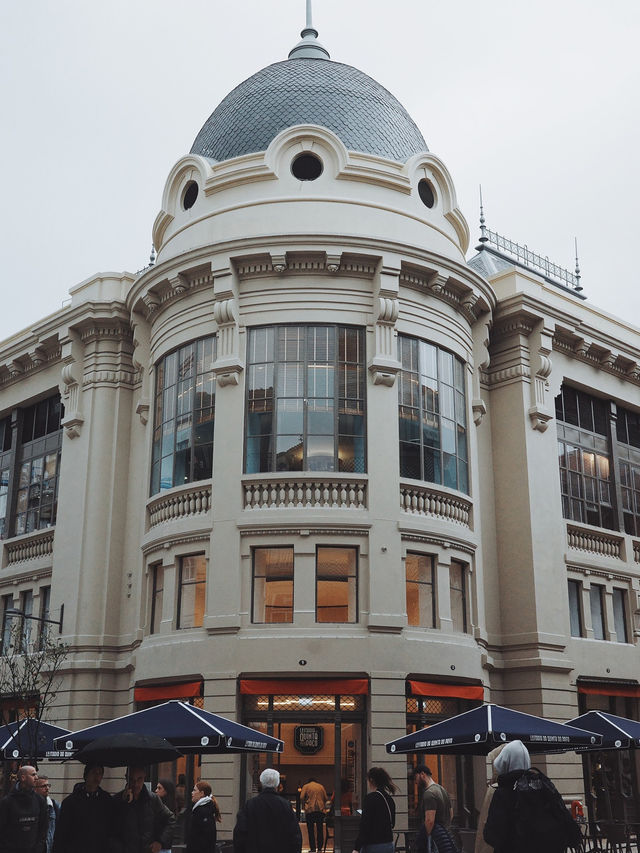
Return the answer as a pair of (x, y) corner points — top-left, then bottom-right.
(51, 763), (112, 853)
(186, 781), (220, 853)
(110, 766), (175, 853)
(0, 764), (48, 853)
(352, 767), (397, 853)
(483, 739), (580, 853)
(233, 768), (302, 853)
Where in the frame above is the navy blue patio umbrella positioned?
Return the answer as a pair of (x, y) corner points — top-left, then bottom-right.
(386, 703), (602, 755)
(566, 711), (640, 750)
(0, 718), (71, 760)
(53, 700), (284, 755)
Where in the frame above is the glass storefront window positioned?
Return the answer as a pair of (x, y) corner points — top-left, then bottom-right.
(245, 325), (366, 474)
(316, 547), (357, 623)
(405, 694), (476, 830)
(252, 547), (294, 623)
(151, 338), (216, 495)
(406, 553), (435, 628)
(177, 555), (206, 629)
(398, 336), (468, 493)
(242, 690), (366, 852)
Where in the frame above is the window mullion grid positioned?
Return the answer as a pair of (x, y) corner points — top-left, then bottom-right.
(3, 409), (20, 539)
(609, 402), (626, 534)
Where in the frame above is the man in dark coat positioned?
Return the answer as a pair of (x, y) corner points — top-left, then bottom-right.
(0, 764), (48, 853)
(233, 768), (302, 853)
(111, 766), (175, 853)
(51, 763), (112, 853)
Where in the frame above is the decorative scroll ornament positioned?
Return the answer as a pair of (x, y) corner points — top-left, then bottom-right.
(60, 341), (84, 439)
(528, 322), (554, 432)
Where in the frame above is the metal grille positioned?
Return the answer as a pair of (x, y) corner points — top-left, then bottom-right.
(484, 228), (581, 290)
(243, 694), (363, 712)
(406, 697), (458, 717)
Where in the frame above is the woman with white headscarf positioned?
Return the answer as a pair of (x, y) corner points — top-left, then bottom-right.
(482, 740), (531, 853)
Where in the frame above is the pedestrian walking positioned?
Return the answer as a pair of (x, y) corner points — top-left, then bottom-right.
(352, 767), (397, 853)
(233, 768), (302, 853)
(414, 764), (457, 853)
(110, 766), (175, 853)
(0, 764), (48, 853)
(51, 763), (112, 853)
(185, 781), (220, 853)
(300, 778), (327, 853)
(34, 776), (59, 853)
(483, 739), (582, 853)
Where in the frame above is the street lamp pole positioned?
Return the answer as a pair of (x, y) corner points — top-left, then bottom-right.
(5, 605), (64, 634)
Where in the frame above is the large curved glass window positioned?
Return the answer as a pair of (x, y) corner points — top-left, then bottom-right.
(151, 338), (216, 494)
(245, 325), (365, 474)
(398, 336), (468, 492)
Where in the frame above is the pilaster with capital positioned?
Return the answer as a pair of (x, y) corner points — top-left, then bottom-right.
(528, 320), (555, 432)
(59, 334), (84, 439)
(211, 262), (244, 387)
(368, 260), (402, 387)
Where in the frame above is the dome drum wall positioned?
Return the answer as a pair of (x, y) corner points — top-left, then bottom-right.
(152, 126), (472, 275)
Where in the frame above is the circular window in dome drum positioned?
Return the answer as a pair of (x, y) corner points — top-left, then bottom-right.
(418, 179), (436, 209)
(291, 153), (323, 181)
(182, 181), (199, 210)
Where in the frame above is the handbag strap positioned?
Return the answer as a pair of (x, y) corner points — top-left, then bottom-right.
(376, 789), (394, 827)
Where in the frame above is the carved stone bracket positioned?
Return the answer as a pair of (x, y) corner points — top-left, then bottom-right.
(270, 253), (287, 274)
(369, 293), (401, 387)
(59, 337), (84, 439)
(528, 321), (554, 432)
(136, 399), (150, 425)
(212, 295), (244, 387)
(471, 319), (490, 426)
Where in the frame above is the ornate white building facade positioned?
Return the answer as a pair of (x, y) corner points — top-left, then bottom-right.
(1, 17), (640, 849)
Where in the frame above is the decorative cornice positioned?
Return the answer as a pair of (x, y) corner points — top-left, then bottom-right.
(399, 264), (486, 323)
(234, 251), (377, 281)
(239, 527), (370, 537)
(566, 564), (635, 584)
(399, 532), (476, 556)
(553, 332), (640, 387)
(142, 532), (211, 556)
(0, 343), (62, 389)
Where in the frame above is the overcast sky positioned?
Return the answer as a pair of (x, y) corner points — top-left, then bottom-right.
(1, 0), (638, 340)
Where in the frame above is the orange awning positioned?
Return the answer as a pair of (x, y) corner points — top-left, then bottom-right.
(134, 681), (202, 702)
(239, 678), (369, 695)
(578, 683), (640, 699)
(408, 680), (484, 701)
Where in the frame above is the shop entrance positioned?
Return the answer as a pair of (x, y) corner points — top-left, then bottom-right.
(579, 690), (640, 827)
(241, 686), (367, 852)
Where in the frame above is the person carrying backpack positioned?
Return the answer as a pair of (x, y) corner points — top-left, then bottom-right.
(483, 740), (582, 853)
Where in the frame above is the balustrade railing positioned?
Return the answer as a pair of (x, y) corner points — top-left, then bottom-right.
(567, 525), (623, 559)
(148, 484), (212, 527)
(4, 529), (55, 564)
(399, 484), (471, 527)
(243, 476), (367, 510)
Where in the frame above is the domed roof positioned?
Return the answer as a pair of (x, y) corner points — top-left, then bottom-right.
(190, 57), (428, 164)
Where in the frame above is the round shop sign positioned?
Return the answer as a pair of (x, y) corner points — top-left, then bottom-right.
(500, 732), (506, 741)
(66, 741), (73, 750)
(390, 745), (396, 752)
(474, 734), (481, 742)
(201, 736), (209, 746)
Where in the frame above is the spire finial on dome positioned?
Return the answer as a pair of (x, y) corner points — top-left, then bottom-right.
(479, 185), (488, 243)
(288, 0), (330, 60)
(574, 237), (583, 291)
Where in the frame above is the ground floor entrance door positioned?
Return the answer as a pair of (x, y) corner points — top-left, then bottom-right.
(241, 684), (367, 852)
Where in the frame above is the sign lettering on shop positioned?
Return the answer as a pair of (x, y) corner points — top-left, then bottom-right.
(294, 725), (324, 755)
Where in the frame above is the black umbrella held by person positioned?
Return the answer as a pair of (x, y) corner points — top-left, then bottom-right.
(73, 732), (183, 767)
